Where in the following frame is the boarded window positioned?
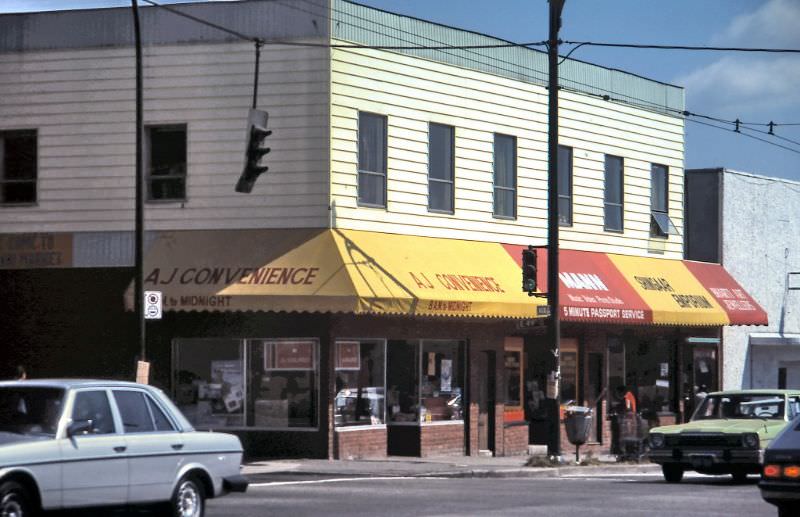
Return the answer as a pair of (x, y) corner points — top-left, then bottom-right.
(1, 130), (37, 205)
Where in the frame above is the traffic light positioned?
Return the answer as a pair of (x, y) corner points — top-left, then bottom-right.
(235, 108), (271, 193)
(522, 246), (537, 296)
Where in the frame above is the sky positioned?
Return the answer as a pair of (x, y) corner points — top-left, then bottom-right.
(4, 0), (800, 182)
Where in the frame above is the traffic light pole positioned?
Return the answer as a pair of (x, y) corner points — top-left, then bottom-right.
(131, 1), (146, 365)
(546, 0), (565, 458)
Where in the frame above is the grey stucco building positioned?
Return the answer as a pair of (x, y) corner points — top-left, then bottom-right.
(686, 168), (800, 389)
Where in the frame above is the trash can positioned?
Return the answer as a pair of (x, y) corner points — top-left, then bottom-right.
(564, 406), (593, 462)
(564, 406), (593, 445)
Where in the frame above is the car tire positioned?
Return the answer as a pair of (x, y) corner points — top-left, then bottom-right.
(171, 474), (206, 517)
(662, 464), (684, 483)
(778, 503), (799, 517)
(0, 480), (36, 517)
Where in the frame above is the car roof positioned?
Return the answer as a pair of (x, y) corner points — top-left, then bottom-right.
(0, 379), (157, 390)
(707, 389), (800, 396)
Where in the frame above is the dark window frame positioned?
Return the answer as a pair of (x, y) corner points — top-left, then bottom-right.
(557, 145), (573, 226)
(428, 122), (455, 214)
(0, 129), (38, 207)
(650, 163), (670, 238)
(145, 124), (187, 203)
(493, 133), (517, 219)
(603, 154), (624, 233)
(357, 111), (388, 209)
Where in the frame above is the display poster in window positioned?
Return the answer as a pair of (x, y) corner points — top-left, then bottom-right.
(336, 341), (361, 370)
(209, 360), (244, 414)
(264, 341), (315, 370)
(440, 359), (453, 393)
(427, 352), (436, 376)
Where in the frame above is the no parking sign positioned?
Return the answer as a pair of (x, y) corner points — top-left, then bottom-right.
(144, 290), (162, 319)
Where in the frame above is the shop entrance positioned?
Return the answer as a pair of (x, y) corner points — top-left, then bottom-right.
(680, 344), (718, 420)
(586, 352), (604, 442)
(477, 351), (496, 454)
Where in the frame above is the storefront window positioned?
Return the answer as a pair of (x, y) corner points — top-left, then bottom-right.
(387, 340), (420, 423)
(504, 337), (525, 423)
(173, 339), (245, 428)
(560, 338), (579, 404)
(250, 339), (318, 428)
(625, 337), (671, 416)
(505, 351), (522, 407)
(419, 340), (463, 422)
(335, 340), (386, 426)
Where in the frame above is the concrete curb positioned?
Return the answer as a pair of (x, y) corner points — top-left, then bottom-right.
(242, 463), (661, 480)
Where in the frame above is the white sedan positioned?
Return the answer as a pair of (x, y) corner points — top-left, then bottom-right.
(0, 379), (247, 517)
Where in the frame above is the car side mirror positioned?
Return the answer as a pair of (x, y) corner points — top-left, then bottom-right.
(67, 419), (93, 437)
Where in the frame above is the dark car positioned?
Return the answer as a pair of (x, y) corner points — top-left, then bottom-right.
(760, 416), (800, 517)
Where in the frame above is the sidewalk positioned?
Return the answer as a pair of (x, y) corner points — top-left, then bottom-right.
(242, 454), (660, 480)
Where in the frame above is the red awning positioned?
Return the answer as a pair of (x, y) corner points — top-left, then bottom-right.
(502, 245), (767, 326)
(682, 260), (768, 326)
(504, 246), (653, 324)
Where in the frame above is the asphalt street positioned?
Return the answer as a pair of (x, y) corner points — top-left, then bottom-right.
(46, 473), (776, 517)
(203, 473), (775, 517)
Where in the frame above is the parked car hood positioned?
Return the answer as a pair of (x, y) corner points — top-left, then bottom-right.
(652, 418), (787, 437)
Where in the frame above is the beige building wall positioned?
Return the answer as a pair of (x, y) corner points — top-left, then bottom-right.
(330, 45), (684, 258)
(0, 41), (331, 234)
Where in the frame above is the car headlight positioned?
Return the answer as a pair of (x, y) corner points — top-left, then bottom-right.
(743, 433), (759, 449)
(650, 433), (665, 449)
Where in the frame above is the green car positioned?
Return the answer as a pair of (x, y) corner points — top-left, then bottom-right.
(649, 389), (800, 483)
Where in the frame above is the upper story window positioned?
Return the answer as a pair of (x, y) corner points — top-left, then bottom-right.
(650, 163), (678, 238)
(146, 124), (186, 202)
(357, 112), (387, 208)
(1, 130), (37, 206)
(493, 133), (516, 219)
(604, 154), (624, 232)
(557, 145), (573, 226)
(428, 123), (455, 213)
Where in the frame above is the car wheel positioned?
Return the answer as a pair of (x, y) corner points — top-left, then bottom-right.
(662, 464), (684, 483)
(171, 475), (205, 517)
(730, 469), (748, 484)
(0, 481), (35, 517)
(778, 503), (799, 517)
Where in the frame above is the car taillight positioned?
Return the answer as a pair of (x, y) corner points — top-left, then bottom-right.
(764, 464), (782, 478)
(784, 465), (800, 479)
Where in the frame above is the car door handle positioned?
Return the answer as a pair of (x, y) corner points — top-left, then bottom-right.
(171, 444), (184, 451)
(114, 446), (127, 453)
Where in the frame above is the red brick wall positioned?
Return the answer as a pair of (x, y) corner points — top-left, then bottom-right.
(420, 423), (465, 457)
(503, 423), (529, 456)
(334, 427), (388, 460)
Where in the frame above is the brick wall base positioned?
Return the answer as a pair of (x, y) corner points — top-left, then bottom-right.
(503, 423), (529, 456)
(334, 427), (388, 460)
(420, 422), (465, 457)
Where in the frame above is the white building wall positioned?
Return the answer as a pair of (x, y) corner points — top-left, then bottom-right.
(330, 45), (685, 257)
(720, 171), (800, 389)
(0, 41), (331, 233)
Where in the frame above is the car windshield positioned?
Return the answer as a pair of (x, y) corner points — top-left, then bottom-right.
(692, 394), (785, 421)
(0, 387), (65, 436)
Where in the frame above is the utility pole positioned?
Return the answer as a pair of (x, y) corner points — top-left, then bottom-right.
(131, 1), (146, 367)
(546, 0), (565, 458)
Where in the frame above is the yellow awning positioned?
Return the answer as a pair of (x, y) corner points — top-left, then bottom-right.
(605, 253), (729, 326)
(126, 228), (546, 319)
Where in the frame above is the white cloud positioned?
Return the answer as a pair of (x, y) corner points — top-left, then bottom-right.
(714, 0), (800, 47)
(680, 55), (800, 114)
(677, 0), (800, 117)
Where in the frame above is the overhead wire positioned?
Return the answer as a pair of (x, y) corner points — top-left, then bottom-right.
(561, 40), (800, 54)
(686, 118), (800, 156)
